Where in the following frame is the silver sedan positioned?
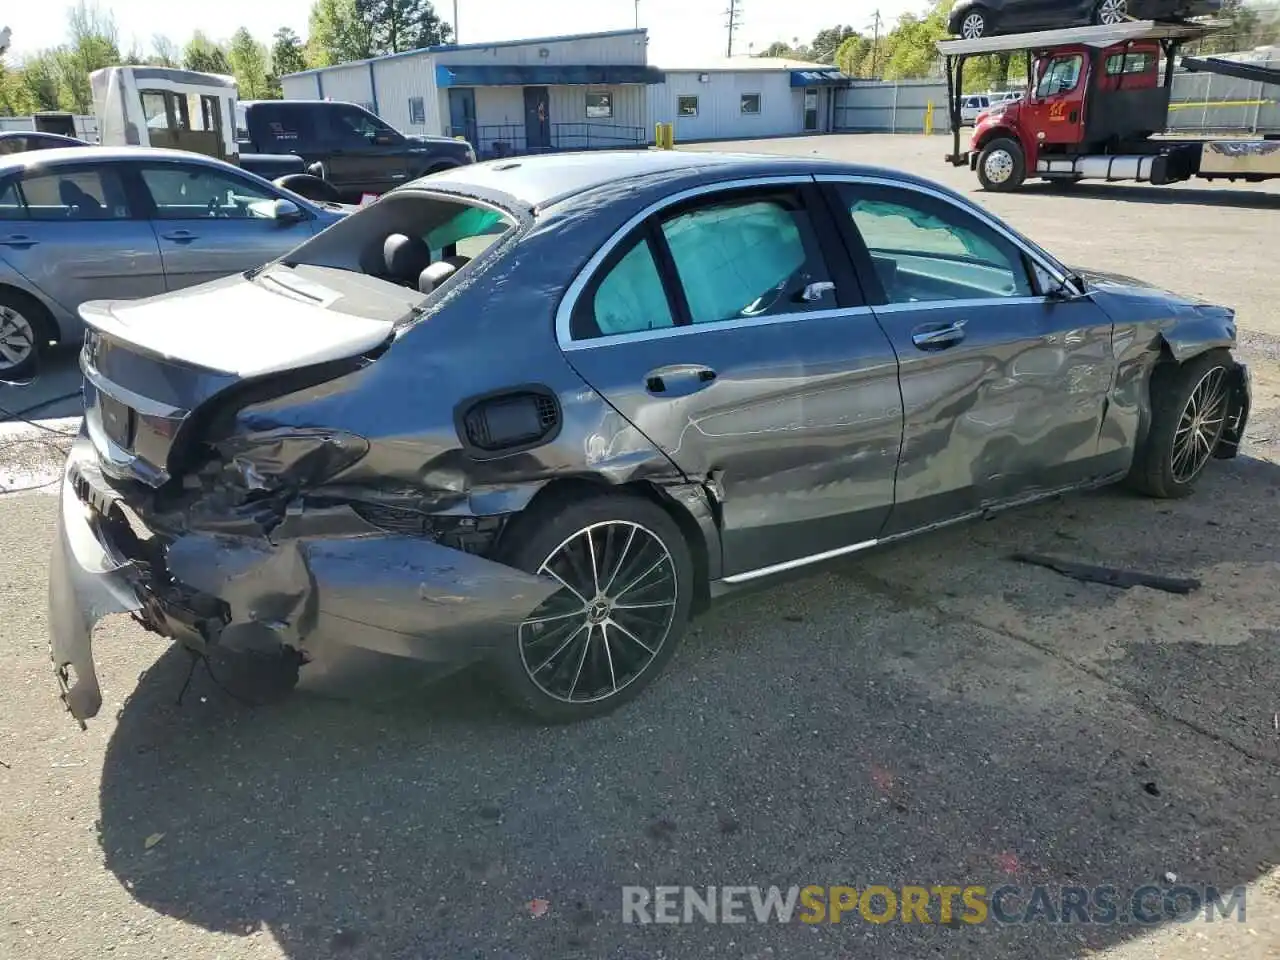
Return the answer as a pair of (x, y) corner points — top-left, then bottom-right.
(0, 146), (348, 380)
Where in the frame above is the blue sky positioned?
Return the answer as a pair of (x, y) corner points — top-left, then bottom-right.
(4, 0), (922, 64)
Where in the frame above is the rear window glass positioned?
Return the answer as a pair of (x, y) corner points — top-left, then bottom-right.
(20, 168), (130, 220)
(1105, 51), (1156, 75)
(267, 192), (518, 318)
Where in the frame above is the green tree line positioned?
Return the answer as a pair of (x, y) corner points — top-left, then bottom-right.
(759, 0), (1280, 91)
(0, 0), (452, 115)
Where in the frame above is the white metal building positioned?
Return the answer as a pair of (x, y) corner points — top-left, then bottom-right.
(647, 58), (850, 141)
(280, 29), (663, 156)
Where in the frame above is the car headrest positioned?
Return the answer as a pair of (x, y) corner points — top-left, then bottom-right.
(418, 261), (459, 294)
(383, 233), (432, 283)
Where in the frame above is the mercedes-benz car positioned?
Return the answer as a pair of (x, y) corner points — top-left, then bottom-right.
(48, 150), (1249, 726)
(948, 0), (1222, 39)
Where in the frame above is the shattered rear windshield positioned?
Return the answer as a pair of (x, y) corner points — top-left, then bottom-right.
(267, 191), (519, 318)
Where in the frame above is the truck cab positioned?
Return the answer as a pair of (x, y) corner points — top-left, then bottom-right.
(970, 38), (1171, 187)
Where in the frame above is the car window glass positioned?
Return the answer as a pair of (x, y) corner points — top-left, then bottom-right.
(330, 107), (392, 145)
(661, 196), (828, 325)
(140, 165), (279, 220)
(0, 180), (25, 219)
(1037, 55), (1082, 97)
(257, 107), (311, 149)
(21, 168), (130, 221)
(585, 235), (674, 338)
(0, 138), (26, 156)
(839, 185), (1032, 303)
(1105, 51), (1155, 75)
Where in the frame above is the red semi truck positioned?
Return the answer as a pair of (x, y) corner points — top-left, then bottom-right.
(938, 19), (1280, 191)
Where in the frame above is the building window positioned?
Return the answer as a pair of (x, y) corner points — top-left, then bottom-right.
(585, 92), (613, 119)
(677, 95), (699, 118)
(740, 93), (761, 115)
(408, 96), (426, 124)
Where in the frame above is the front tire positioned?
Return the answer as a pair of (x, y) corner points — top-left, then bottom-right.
(1093, 0), (1129, 25)
(492, 492), (695, 722)
(959, 7), (991, 38)
(1127, 349), (1234, 499)
(977, 137), (1026, 191)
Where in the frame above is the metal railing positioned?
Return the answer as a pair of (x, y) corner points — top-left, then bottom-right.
(449, 122), (646, 158)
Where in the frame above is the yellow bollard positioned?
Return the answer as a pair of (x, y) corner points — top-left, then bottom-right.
(653, 122), (675, 150)
(924, 102), (934, 137)
(666, 122), (676, 148)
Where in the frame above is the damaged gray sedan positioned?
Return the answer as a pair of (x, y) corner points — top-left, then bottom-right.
(49, 151), (1250, 725)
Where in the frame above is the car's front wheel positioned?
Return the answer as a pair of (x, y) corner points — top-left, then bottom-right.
(1127, 349), (1235, 498)
(1093, 0), (1129, 25)
(959, 7), (991, 38)
(492, 491), (694, 722)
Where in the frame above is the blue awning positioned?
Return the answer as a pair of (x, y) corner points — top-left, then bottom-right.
(436, 64), (666, 87)
(789, 69), (853, 87)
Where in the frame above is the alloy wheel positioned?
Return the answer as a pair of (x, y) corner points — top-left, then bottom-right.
(1171, 366), (1228, 484)
(1097, 0), (1128, 25)
(961, 13), (986, 39)
(984, 149), (1015, 184)
(518, 521), (678, 704)
(0, 305), (34, 371)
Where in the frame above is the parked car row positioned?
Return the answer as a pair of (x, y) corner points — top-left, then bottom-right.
(958, 89), (1024, 125)
(43, 149), (1250, 730)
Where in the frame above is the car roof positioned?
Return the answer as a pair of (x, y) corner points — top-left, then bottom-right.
(0, 145), (238, 176)
(413, 149), (938, 211)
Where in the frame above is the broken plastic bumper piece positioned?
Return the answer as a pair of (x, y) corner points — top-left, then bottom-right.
(48, 434), (558, 726)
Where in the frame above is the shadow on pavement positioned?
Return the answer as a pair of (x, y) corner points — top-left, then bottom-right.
(96, 456), (1280, 959)
(1016, 180), (1280, 211)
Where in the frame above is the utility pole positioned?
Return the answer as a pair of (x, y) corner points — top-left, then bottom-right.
(725, 0), (741, 58)
(635, 0), (641, 29)
(869, 9), (882, 78)
(453, 0), (459, 43)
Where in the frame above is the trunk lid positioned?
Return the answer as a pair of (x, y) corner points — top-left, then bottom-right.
(79, 270), (398, 488)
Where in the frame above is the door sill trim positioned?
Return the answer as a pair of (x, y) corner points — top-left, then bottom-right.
(720, 539), (878, 584)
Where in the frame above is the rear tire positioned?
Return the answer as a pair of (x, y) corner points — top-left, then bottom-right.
(0, 287), (56, 384)
(977, 137), (1026, 191)
(491, 491), (695, 723)
(1093, 0), (1129, 25)
(958, 7), (992, 38)
(1126, 349), (1234, 499)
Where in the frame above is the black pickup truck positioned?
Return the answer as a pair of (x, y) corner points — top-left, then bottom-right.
(236, 100), (476, 201)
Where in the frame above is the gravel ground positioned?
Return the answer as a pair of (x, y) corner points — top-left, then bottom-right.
(2, 134), (1279, 960)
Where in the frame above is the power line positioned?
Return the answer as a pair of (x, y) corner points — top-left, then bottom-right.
(869, 9), (882, 77)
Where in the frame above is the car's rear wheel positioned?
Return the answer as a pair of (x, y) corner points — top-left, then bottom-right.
(1127, 349), (1234, 499)
(977, 137), (1026, 191)
(492, 492), (694, 722)
(1093, 0), (1129, 25)
(0, 288), (55, 384)
(959, 8), (991, 38)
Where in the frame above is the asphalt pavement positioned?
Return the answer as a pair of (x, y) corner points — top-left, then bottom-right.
(2, 134), (1279, 959)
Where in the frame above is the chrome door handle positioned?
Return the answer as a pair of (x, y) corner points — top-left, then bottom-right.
(645, 364), (717, 395)
(161, 230), (197, 243)
(911, 319), (967, 349)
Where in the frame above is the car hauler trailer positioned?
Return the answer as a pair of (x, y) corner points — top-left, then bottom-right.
(938, 19), (1280, 191)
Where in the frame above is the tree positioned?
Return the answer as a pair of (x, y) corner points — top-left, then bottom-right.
(307, 0), (373, 66)
(810, 25), (857, 65)
(272, 27), (308, 77)
(151, 34), (180, 67)
(355, 0), (452, 54)
(228, 27), (270, 98)
(58, 0), (121, 112)
(17, 52), (61, 111)
(183, 31), (231, 74)
(835, 34), (874, 78)
(757, 41), (795, 58)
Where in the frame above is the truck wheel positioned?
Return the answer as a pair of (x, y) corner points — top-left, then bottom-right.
(977, 138), (1025, 191)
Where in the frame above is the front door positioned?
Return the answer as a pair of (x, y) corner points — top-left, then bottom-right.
(803, 88), (819, 131)
(448, 88), (477, 146)
(524, 86), (551, 152)
(0, 165), (164, 315)
(559, 182), (904, 579)
(1025, 51), (1088, 146)
(133, 161), (316, 289)
(823, 177), (1116, 535)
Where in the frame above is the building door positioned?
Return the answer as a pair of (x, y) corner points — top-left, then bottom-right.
(524, 86), (551, 152)
(448, 88), (477, 146)
(803, 88), (819, 131)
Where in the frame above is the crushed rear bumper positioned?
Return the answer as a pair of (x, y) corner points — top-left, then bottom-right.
(48, 433), (557, 725)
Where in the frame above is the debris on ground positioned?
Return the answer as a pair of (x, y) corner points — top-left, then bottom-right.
(1009, 553), (1201, 594)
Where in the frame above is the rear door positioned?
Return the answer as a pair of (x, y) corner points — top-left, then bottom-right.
(558, 178), (904, 580)
(820, 175), (1118, 535)
(131, 159), (316, 290)
(0, 162), (164, 313)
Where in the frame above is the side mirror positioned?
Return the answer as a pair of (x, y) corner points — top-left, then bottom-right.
(270, 198), (305, 222)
